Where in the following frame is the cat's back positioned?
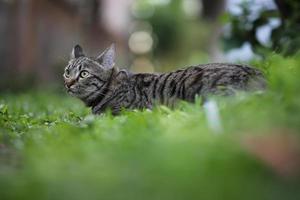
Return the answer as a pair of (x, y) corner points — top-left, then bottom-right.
(178, 63), (266, 98)
(188, 62), (262, 75)
(194, 62), (265, 83)
(129, 63), (266, 106)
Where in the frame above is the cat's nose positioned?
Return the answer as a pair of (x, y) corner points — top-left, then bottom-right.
(65, 79), (76, 88)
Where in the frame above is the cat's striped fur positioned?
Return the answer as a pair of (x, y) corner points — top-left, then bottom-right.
(64, 44), (266, 115)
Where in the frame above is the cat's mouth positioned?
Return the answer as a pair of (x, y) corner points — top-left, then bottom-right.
(66, 88), (82, 98)
(66, 88), (75, 94)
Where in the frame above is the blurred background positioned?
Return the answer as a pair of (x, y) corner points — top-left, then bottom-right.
(0, 0), (299, 91)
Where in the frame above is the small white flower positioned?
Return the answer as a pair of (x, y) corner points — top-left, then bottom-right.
(203, 100), (223, 134)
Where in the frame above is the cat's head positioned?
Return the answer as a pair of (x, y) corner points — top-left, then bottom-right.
(63, 44), (116, 103)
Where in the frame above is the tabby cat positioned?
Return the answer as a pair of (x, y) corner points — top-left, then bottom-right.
(64, 44), (266, 115)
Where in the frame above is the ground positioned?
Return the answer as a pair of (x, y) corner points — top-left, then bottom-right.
(1, 54), (300, 200)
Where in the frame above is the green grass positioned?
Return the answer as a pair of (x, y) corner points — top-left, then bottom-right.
(1, 54), (300, 200)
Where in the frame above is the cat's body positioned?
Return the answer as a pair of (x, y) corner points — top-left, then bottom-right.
(64, 44), (266, 115)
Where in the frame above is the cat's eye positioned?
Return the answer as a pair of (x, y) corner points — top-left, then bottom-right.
(79, 70), (89, 78)
(64, 70), (70, 78)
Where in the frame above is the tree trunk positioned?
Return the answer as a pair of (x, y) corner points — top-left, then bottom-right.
(201, 0), (226, 62)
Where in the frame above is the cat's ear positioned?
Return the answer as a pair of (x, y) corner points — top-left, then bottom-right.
(96, 44), (115, 69)
(70, 44), (85, 59)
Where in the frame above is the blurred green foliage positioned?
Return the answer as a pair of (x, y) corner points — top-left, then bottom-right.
(1, 53), (300, 200)
(132, 0), (210, 69)
(223, 0), (300, 56)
